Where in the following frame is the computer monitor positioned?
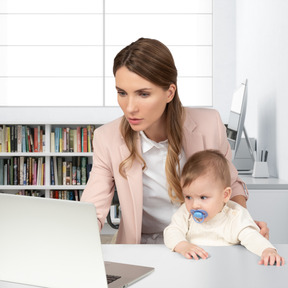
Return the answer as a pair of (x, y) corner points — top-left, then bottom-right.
(226, 79), (255, 162)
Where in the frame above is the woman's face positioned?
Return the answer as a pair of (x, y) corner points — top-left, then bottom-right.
(115, 66), (175, 142)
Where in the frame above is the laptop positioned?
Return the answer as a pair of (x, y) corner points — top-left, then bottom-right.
(0, 193), (154, 288)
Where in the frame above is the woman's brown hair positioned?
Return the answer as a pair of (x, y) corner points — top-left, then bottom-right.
(113, 38), (184, 203)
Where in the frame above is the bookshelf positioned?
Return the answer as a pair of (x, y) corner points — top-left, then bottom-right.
(0, 123), (120, 225)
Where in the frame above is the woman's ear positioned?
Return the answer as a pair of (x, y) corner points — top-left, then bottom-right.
(223, 187), (232, 203)
(166, 84), (176, 103)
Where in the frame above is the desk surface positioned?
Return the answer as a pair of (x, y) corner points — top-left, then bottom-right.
(241, 175), (288, 190)
(0, 244), (286, 288)
(103, 244), (287, 288)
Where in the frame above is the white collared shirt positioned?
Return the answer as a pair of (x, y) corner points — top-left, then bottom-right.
(140, 131), (186, 234)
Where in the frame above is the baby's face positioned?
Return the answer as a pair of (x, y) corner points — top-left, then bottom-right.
(183, 174), (230, 222)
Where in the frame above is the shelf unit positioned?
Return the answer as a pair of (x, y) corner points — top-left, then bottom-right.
(0, 123), (120, 225)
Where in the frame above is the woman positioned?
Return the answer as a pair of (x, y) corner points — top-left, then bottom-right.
(81, 38), (268, 243)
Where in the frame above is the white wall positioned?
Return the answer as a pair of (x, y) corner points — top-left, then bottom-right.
(236, 0), (288, 179)
(213, 0), (236, 123)
(2, 0), (287, 179)
(0, 0), (236, 125)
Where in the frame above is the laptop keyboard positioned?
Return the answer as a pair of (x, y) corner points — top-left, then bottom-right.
(106, 274), (121, 284)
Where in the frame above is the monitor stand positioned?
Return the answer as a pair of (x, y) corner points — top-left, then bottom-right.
(232, 125), (255, 175)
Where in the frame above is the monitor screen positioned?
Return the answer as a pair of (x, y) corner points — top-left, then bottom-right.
(226, 79), (248, 156)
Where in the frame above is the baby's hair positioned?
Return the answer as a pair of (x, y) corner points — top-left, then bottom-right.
(181, 150), (231, 189)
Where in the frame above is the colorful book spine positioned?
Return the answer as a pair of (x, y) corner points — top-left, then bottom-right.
(76, 156), (81, 185)
(57, 157), (63, 185)
(50, 157), (55, 185)
(55, 127), (60, 153)
(81, 157), (87, 185)
(0, 159), (4, 185)
(34, 127), (38, 152)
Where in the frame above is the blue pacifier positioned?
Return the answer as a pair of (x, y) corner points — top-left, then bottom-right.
(190, 209), (208, 223)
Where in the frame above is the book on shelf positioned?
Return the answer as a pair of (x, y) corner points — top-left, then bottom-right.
(66, 127), (70, 152)
(17, 125), (22, 152)
(0, 156), (45, 186)
(57, 157), (63, 185)
(13, 157), (17, 185)
(26, 126), (34, 152)
(63, 128), (67, 152)
(53, 156), (58, 185)
(62, 161), (67, 185)
(22, 126), (26, 153)
(69, 129), (74, 152)
(50, 190), (83, 201)
(19, 156), (24, 185)
(77, 127), (81, 152)
(10, 126), (15, 152)
(36, 157), (42, 185)
(50, 125), (95, 153)
(81, 156), (87, 185)
(59, 128), (63, 153)
(50, 157), (55, 185)
(49, 156), (90, 186)
(32, 158), (37, 185)
(50, 132), (55, 153)
(82, 127), (88, 152)
(72, 157), (77, 185)
(17, 190), (43, 197)
(0, 125), (44, 153)
(76, 156), (81, 185)
(6, 126), (11, 152)
(55, 127), (60, 153)
(34, 127), (38, 152)
(37, 126), (41, 152)
(66, 161), (71, 185)
(8, 158), (12, 185)
(0, 126), (3, 152)
(0, 158), (4, 185)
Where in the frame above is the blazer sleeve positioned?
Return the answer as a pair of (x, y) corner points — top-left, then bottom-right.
(80, 127), (115, 229)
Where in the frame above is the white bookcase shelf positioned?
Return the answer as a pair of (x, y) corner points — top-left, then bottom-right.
(0, 123), (119, 226)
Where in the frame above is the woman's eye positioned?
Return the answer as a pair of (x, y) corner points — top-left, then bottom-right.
(117, 91), (126, 96)
(139, 92), (150, 97)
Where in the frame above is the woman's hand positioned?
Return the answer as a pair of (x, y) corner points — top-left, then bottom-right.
(255, 220), (269, 239)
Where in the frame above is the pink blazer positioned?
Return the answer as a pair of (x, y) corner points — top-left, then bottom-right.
(81, 108), (247, 244)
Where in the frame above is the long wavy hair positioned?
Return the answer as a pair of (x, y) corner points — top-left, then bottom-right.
(113, 38), (184, 203)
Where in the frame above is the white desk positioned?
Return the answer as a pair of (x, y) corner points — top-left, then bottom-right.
(0, 244), (286, 288)
(103, 244), (287, 288)
(241, 175), (288, 190)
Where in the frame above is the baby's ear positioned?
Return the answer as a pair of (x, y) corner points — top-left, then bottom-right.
(223, 187), (232, 203)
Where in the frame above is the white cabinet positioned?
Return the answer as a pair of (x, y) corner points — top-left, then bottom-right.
(243, 175), (288, 244)
(246, 189), (288, 244)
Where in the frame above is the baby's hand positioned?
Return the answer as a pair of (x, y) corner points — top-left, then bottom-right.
(259, 248), (285, 266)
(174, 241), (209, 260)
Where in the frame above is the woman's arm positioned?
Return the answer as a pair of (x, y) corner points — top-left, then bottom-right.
(81, 127), (115, 230)
(230, 195), (247, 208)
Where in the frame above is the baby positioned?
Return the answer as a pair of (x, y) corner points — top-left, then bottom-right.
(164, 150), (284, 266)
